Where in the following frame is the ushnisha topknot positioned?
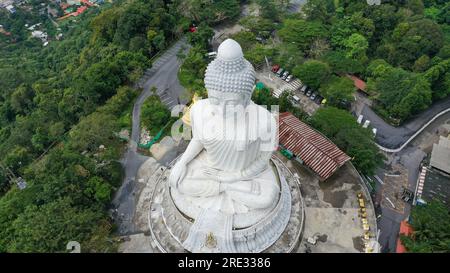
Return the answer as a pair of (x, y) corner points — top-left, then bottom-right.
(204, 39), (256, 98)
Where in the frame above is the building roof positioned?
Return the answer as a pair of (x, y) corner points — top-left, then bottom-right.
(278, 112), (351, 180)
(421, 167), (450, 208)
(430, 136), (450, 174)
(396, 221), (413, 253)
(347, 74), (367, 92)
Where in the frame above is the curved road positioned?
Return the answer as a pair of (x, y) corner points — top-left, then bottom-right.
(363, 97), (450, 150)
(112, 38), (189, 235)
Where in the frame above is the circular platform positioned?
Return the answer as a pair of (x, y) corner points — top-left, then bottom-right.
(148, 155), (305, 253)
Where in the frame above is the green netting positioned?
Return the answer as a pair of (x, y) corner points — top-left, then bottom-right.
(255, 82), (265, 90)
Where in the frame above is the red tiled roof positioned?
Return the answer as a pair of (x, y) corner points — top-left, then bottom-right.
(74, 6), (87, 16)
(396, 221), (413, 253)
(347, 74), (367, 92)
(278, 112), (351, 180)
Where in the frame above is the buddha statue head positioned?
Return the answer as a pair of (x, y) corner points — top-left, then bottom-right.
(204, 39), (256, 109)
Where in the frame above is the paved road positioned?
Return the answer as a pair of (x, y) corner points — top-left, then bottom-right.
(288, 0), (307, 13)
(374, 112), (450, 252)
(362, 97), (450, 149)
(112, 38), (190, 235)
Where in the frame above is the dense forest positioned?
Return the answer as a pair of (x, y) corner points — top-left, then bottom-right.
(230, 0), (450, 124)
(0, 0), (244, 252)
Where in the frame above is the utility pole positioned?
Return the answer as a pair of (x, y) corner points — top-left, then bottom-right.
(0, 162), (27, 190)
(265, 56), (272, 81)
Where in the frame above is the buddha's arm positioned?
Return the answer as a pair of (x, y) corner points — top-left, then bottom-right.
(204, 151), (272, 183)
(178, 139), (204, 165)
(169, 139), (203, 188)
(240, 151), (272, 179)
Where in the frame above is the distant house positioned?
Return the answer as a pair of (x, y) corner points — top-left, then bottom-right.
(0, 0), (14, 9)
(278, 112), (351, 180)
(396, 221), (413, 253)
(0, 25), (11, 36)
(67, 0), (81, 5)
(31, 30), (48, 42)
(5, 4), (15, 13)
(346, 74), (367, 94)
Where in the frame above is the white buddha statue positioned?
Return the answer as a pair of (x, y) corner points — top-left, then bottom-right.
(169, 39), (280, 252)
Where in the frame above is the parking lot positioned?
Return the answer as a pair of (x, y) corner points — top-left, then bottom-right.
(255, 65), (321, 116)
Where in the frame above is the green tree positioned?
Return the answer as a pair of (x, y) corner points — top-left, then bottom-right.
(7, 198), (106, 252)
(292, 60), (331, 90)
(367, 63), (433, 121)
(244, 43), (274, 67)
(382, 19), (444, 69)
(303, 0), (336, 23)
(424, 59), (450, 100)
(343, 33), (368, 63)
(141, 91), (171, 135)
(68, 112), (119, 152)
(320, 76), (355, 108)
(252, 86), (278, 107)
(401, 200), (450, 253)
(4, 146), (30, 173)
(231, 31), (257, 52)
(278, 19), (328, 52)
(310, 107), (384, 175)
(273, 43), (305, 71)
(321, 51), (364, 74)
(413, 55), (431, 72)
(187, 23), (214, 50)
(178, 46), (208, 95)
(10, 85), (34, 115)
(85, 176), (112, 204)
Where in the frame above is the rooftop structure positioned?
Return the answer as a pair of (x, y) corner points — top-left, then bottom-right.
(346, 74), (367, 93)
(430, 135), (450, 174)
(278, 112), (351, 180)
(0, 0), (14, 8)
(396, 221), (413, 253)
(416, 166), (450, 208)
(5, 4), (15, 13)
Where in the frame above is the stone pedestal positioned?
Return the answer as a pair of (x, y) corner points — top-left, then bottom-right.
(148, 155), (305, 253)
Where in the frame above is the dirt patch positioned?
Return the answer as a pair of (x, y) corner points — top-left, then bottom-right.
(352, 236), (365, 252)
(317, 234), (328, 243)
(322, 190), (348, 208)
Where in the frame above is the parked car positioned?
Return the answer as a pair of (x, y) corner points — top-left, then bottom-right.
(314, 95), (323, 105)
(286, 74), (293, 82)
(276, 68), (284, 77)
(272, 64), (280, 73)
(310, 93), (317, 100)
(292, 95), (300, 104)
(282, 71), (289, 80)
(306, 89), (312, 97)
(256, 36), (267, 44)
(301, 85), (308, 94)
(206, 52), (217, 59)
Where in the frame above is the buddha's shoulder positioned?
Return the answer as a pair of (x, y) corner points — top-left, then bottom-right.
(247, 103), (277, 132)
(190, 99), (209, 114)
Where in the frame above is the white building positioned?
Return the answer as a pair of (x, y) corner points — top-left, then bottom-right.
(430, 135), (450, 174)
(5, 4), (15, 13)
(0, 0), (14, 9)
(31, 30), (48, 41)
